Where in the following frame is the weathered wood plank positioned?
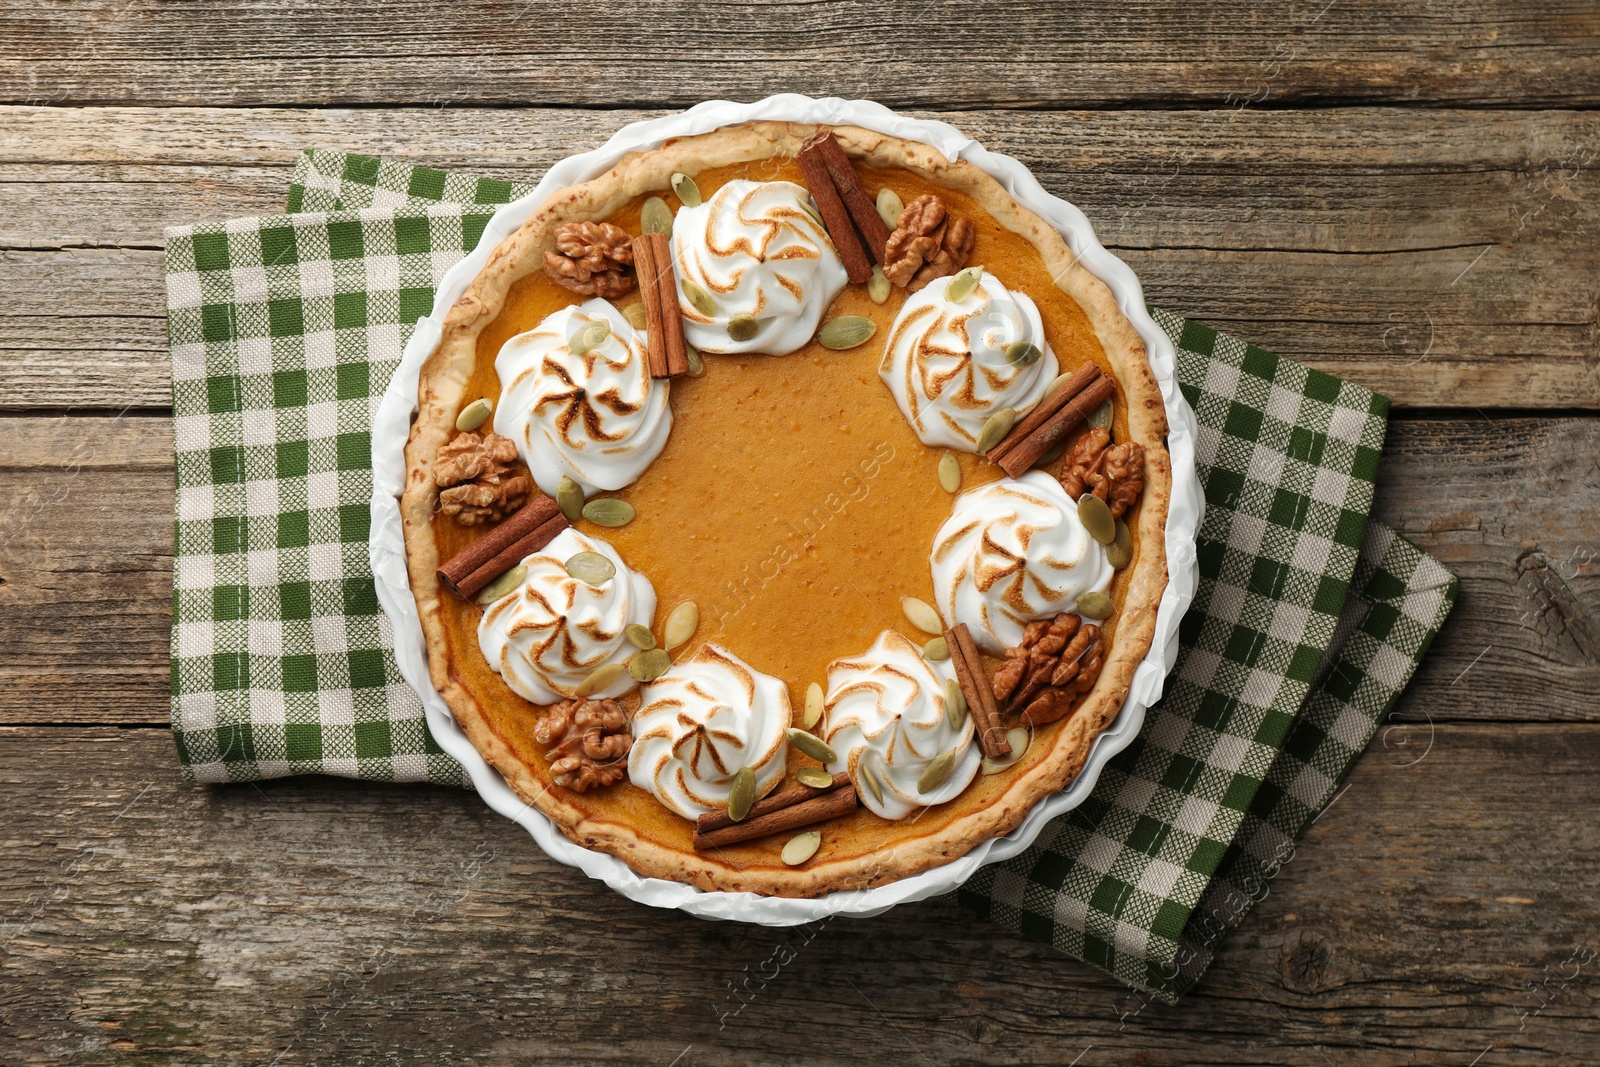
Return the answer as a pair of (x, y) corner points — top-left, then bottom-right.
(1376, 415), (1600, 722)
(3, 105), (1596, 410)
(0, 416), (173, 720)
(1, 414), (1595, 725)
(3, 0), (1599, 109)
(0, 723), (1594, 1064)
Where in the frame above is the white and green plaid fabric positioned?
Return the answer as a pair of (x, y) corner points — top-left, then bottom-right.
(287, 150), (535, 215)
(956, 316), (1457, 1000)
(163, 201), (491, 787)
(1161, 520), (1456, 997)
(162, 148), (1454, 998)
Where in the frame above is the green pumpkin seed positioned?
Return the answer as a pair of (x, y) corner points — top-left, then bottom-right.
(727, 766), (756, 822)
(1045, 371), (1073, 396)
(556, 476), (585, 523)
(1076, 590), (1114, 620)
(786, 727), (836, 764)
(475, 564), (526, 604)
(799, 196), (825, 229)
(796, 766), (833, 789)
(1077, 493), (1115, 545)
(455, 397), (493, 432)
(901, 596), (942, 635)
(680, 278), (716, 317)
(564, 550), (615, 586)
(781, 831), (821, 866)
(938, 452), (961, 493)
(671, 172), (702, 207)
(803, 682), (824, 729)
(982, 726), (1031, 774)
(858, 763), (884, 804)
(923, 636), (949, 661)
(726, 314), (760, 342)
(623, 302), (648, 330)
(817, 315), (877, 351)
(876, 187), (904, 229)
(975, 407), (1015, 454)
(944, 678), (968, 730)
(640, 195), (673, 235)
(1004, 341), (1042, 368)
(1088, 398), (1114, 430)
(946, 265), (983, 303)
(1106, 519), (1133, 569)
(582, 498), (635, 527)
(663, 601), (699, 650)
(917, 749), (959, 793)
(575, 661), (625, 698)
(628, 647), (672, 682)
(686, 344), (705, 377)
(624, 623), (656, 650)
(867, 265), (891, 304)
(569, 318), (610, 357)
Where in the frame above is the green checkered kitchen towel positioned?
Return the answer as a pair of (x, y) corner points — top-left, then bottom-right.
(956, 320), (1457, 1000)
(162, 148), (1455, 1000)
(163, 203), (500, 787)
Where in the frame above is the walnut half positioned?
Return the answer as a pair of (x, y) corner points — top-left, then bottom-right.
(882, 194), (975, 292)
(534, 698), (632, 792)
(434, 431), (532, 526)
(992, 613), (1104, 728)
(543, 221), (635, 299)
(1059, 427), (1146, 520)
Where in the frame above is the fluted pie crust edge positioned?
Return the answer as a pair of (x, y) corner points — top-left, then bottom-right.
(401, 123), (1173, 897)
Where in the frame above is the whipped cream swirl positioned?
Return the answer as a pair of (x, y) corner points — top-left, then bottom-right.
(478, 528), (656, 705)
(670, 179), (849, 355)
(879, 271), (1060, 451)
(930, 470), (1113, 655)
(822, 630), (978, 820)
(628, 643), (791, 820)
(493, 298), (671, 496)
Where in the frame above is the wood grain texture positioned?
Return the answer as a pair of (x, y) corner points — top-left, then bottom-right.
(1, 723), (1594, 1065)
(0, 415), (174, 720)
(2, 414), (1595, 725)
(3, 0), (1599, 109)
(1377, 415), (1600, 722)
(3, 105), (1597, 410)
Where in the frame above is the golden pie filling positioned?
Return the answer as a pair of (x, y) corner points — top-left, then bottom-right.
(404, 125), (1170, 896)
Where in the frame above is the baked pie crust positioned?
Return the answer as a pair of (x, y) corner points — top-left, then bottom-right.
(402, 122), (1171, 896)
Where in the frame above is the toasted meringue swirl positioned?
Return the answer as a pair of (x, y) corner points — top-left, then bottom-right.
(669, 179), (849, 355)
(628, 643), (791, 820)
(478, 528), (656, 705)
(822, 630), (978, 820)
(879, 271), (1060, 451)
(930, 471), (1113, 655)
(493, 298), (671, 496)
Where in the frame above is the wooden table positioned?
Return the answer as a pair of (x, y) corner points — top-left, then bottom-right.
(3, 4), (1597, 1063)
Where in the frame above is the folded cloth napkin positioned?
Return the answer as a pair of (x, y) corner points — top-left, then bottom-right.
(161, 148), (1455, 1001)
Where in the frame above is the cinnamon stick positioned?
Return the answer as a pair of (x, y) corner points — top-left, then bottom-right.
(989, 362), (1102, 465)
(993, 374), (1117, 479)
(449, 511), (569, 600)
(694, 779), (858, 850)
(795, 138), (873, 284)
(651, 235), (691, 377)
(804, 129), (891, 263)
(947, 623), (1011, 760)
(696, 771), (850, 836)
(436, 495), (564, 600)
(630, 233), (672, 379)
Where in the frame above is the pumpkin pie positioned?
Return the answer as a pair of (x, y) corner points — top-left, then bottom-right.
(401, 122), (1171, 896)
